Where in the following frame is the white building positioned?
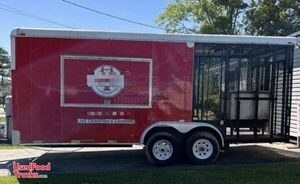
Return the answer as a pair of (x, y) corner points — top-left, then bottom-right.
(290, 31), (300, 146)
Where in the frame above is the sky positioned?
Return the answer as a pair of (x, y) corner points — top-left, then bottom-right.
(0, 0), (172, 54)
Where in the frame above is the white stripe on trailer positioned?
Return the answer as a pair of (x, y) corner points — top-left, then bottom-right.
(11, 28), (296, 45)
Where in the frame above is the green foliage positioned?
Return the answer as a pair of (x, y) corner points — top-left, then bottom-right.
(156, 0), (300, 36)
(0, 48), (10, 77)
(156, 0), (248, 34)
(244, 0), (300, 36)
(0, 48), (11, 105)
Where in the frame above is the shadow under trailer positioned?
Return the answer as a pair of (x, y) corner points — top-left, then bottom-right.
(10, 28), (296, 166)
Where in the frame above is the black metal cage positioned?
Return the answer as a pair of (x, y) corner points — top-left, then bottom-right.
(192, 43), (294, 143)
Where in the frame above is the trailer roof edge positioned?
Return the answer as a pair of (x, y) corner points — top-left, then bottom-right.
(11, 27), (297, 45)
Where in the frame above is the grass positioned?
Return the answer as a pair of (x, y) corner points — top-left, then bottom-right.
(0, 144), (26, 150)
(0, 163), (299, 184)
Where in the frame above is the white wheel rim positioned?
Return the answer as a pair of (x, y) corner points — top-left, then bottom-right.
(152, 139), (173, 161)
(192, 139), (213, 160)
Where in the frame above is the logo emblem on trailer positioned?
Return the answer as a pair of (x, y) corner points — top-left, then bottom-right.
(87, 65), (124, 97)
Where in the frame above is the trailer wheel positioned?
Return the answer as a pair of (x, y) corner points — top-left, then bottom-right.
(185, 131), (220, 165)
(145, 132), (179, 166)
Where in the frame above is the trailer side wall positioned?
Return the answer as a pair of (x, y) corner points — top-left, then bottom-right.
(12, 37), (193, 143)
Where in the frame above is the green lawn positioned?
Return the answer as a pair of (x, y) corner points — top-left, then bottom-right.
(0, 144), (26, 150)
(0, 163), (299, 184)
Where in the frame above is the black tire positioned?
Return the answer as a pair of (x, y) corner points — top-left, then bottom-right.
(145, 132), (180, 166)
(185, 131), (220, 165)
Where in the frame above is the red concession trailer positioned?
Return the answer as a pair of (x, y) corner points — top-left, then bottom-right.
(10, 28), (296, 165)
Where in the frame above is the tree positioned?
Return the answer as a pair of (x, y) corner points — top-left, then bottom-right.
(157, 0), (300, 36)
(244, 0), (300, 36)
(0, 48), (11, 107)
(156, 0), (248, 34)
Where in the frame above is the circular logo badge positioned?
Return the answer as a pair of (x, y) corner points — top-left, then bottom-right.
(87, 65), (124, 97)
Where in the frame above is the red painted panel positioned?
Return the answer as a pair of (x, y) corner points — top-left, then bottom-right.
(12, 36), (193, 143)
(63, 58), (150, 106)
